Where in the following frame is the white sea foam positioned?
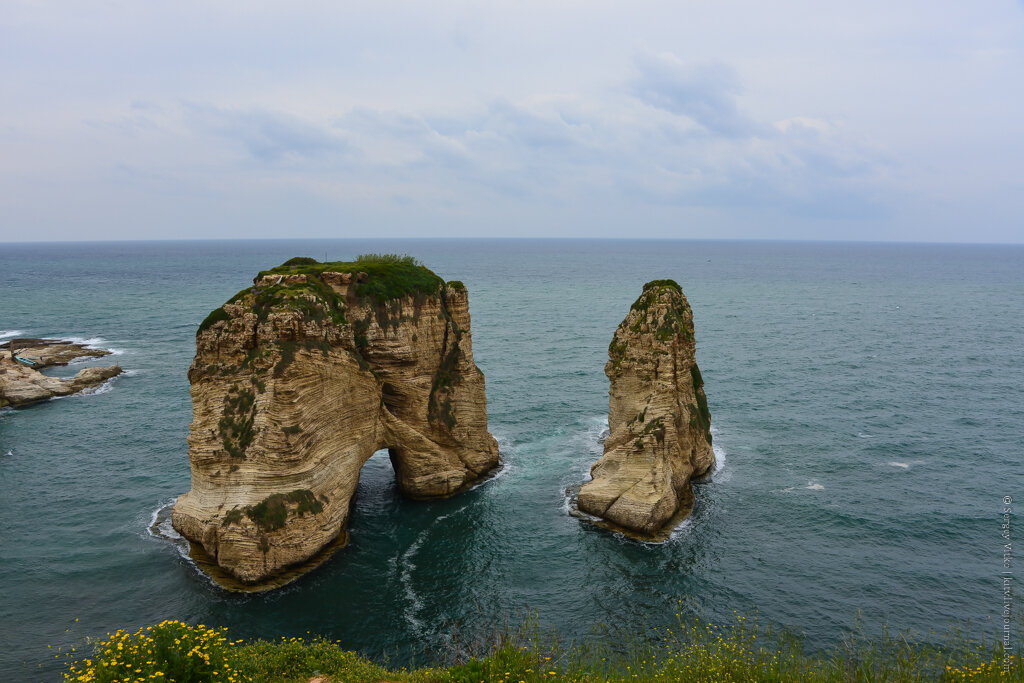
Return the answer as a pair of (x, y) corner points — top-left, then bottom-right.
(711, 441), (729, 482)
(621, 516), (697, 547)
(59, 336), (126, 356)
(146, 499), (188, 554)
(469, 459), (514, 490)
(0, 330), (23, 340)
(561, 491), (574, 516)
(581, 415), (609, 454)
(61, 335), (106, 347)
(492, 431), (514, 452)
(146, 500), (223, 590)
(559, 416), (608, 507)
(595, 514), (698, 548)
(76, 371), (127, 397)
(465, 431), (515, 491)
(65, 367), (132, 398)
(78, 378), (116, 396)
(887, 460), (923, 469)
(36, 381), (118, 403)
(399, 506), (467, 636)
(770, 483), (822, 492)
(399, 538), (427, 635)
(664, 517), (695, 542)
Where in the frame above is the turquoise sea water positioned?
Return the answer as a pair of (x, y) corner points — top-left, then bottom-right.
(1, 239), (1021, 680)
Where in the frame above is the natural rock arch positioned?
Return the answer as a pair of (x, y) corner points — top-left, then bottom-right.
(172, 258), (498, 588)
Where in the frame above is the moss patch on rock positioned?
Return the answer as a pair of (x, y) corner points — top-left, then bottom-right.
(219, 384), (256, 459)
(690, 365), (712, 444)
(633, 416), (666, 450)
(428, 337), (461, 431)
(222, 489), (324, 532)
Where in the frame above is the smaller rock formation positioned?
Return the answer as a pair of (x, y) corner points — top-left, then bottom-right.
(576, 280), (714, 539)
(0, 338), (122, 408)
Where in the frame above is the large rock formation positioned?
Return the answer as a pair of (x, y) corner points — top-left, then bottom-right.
(171, 256), (499, 587)
(0, 338), (122, 408)
(577, 280), (714, 539)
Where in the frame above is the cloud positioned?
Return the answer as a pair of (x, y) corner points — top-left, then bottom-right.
(185, 105), (350, 163)
(2, 48), (894, 239)
(155, 55), (889, 222)
(3, 0), (1022, 241)
(627, 53), (762, 138)
(326, 98), (606, 202)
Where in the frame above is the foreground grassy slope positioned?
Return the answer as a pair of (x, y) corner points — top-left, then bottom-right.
(61, 614), (1021, 682)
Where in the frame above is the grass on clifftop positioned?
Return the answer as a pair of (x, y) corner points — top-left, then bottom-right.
(61, 611), (1021, 683)
(642, 279), (682, 293)
(257, 254), (445, 305)
(629, 280), (683, 318)
(197, 255), (447, 336)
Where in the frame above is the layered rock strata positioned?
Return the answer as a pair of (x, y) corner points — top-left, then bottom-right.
(577, 280), (714, 539)
(171, 257), (499, 587)
(0, 338), (122, 408)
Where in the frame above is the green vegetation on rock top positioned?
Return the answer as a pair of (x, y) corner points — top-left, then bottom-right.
(196, 255), (458, 339)
(257, 254), (445, 305)
(630, 279), (683, 315)
(198, 306), (231, 333)
(642, 278), (682, 293)
(355, 253), (421, 266)
(280, 256), (319, 267)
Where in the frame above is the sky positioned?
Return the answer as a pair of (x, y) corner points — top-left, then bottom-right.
(1, 1), (1022, 243)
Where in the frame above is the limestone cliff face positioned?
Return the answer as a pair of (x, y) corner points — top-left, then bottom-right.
(171, 257), (499, 587)
(577, 280), (713, 538)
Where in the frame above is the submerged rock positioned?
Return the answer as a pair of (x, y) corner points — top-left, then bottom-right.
(171, 256), (499, 588)
(0, 339), (122, 408)
(577, 280), (714, 539)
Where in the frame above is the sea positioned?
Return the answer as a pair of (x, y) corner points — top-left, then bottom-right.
(1, 239), (1021, 680)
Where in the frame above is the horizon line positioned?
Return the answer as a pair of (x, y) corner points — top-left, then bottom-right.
(2, 236), (1023, 248)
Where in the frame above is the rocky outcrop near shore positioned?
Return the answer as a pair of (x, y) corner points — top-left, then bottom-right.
(576, 280), (714, 539)
(171, 256), (499, 588)
(0, 339), (122, 408)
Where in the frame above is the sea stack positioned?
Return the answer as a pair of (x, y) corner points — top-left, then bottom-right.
(171, 256), (499, 587)
(577, 280), (714, 539)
